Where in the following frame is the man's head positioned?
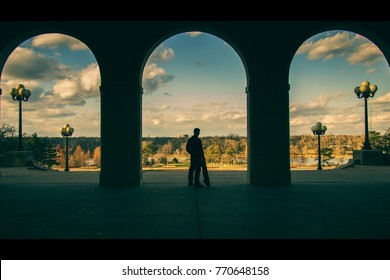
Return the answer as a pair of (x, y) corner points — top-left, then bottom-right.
(194, 128), (200, 137)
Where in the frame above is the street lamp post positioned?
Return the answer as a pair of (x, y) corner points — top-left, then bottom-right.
(60, 124), (74, 172)
(354, 80), (378, 150)
(311, 122), (327, 171)
(9, 84), (31, 151)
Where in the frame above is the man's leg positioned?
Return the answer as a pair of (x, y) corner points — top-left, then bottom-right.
(194, 159), (203, 186)
(188, 160), (194, 186)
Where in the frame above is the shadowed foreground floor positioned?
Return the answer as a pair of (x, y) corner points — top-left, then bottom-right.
(0, 166), (390, 239)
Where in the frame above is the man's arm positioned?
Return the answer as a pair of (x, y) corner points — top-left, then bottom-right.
(186, 139), (191, 154)
(200, 139), (205, 158)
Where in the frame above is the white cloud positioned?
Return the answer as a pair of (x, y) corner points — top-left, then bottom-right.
(290, 93), (348, 120)
(142, 46), (175, 94)
(297, 32), (353, 60)
(371, 112), (390, 122)
(142, 97), (247, 137)
(322, 113), (361, 125)
(220, 112), (246, 120)
(297, 31), (384, 66)
(187, 32), (202, 37)
(191, 101), (229, 110)
(2, 79), (40, 92)
(290, 111), (364, 136)
(145, 101), (243, 123)
(53, 78), (79, 100)
(152, 119), (160, 125)
(303, 95), (329, 109)
(176, 116), (197, 123)
(80, 63), (100, 95)
(50, 63), (100, 106)
(290, 116), (313, 128)
(290, 95), (330, 117)
(142, 63), (174, 94)
(148, 45), (175, 64)
(371, 92), (390, 104)
(366, 68), (377, 74)
(3, 47), (70, 81)
(159, 104), (171, 110)
(143, 63), (167, 80)
(33, 108), (77, 118)
(347, 42), (383, 65)
(31, 33), (88, 50)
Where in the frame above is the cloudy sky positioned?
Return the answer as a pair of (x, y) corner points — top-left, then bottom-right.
(290, 31), (390, 136)
(1, 34), (100, 137)
(1, 30), (389, 138)
(142, 31), (246, 137)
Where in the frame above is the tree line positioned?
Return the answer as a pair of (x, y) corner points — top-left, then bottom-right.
(1, 122), (389, 169)
(142, 133), (247, 167)
(290, 128), (390, 166)
(0, 122), (101, 168)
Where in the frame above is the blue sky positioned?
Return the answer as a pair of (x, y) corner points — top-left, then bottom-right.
(1, 30), (389, 137)
(290, 31), (390, 135)
(142, 31), (246, 137)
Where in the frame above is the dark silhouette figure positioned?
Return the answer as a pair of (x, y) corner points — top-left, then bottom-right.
(186, 128), (205, 187)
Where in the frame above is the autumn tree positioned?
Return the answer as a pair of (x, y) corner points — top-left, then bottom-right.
(204, 143), (223, 164)
(93, 146), (101, 167)
(85, 150), (91, 162)
(315, 147), (334, 166)
(56, 144), (65, 167)
(70, 145), (85, 167)
(142, 140), (158, 166)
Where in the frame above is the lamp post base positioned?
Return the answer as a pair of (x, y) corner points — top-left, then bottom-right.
(3, 151), (34, 167)
(353, 150), (383, 165)
(362, 142), (372, 150)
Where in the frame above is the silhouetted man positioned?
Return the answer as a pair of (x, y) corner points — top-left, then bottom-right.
(186, 128), (205, 187)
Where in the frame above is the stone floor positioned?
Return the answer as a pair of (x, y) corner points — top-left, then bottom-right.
(0, 165), (390, 240)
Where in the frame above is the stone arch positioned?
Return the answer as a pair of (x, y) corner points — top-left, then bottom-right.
(0, 30), (101, 173)
(0, 28), (100, 73)
(140, 28), (250, 87)
(139, 28), (249, 184)
(289, 25), (390, 174)
(289, 24), (390, 68)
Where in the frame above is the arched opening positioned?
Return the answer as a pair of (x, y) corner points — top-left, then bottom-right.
(0, 33), (101, 181)
(289, 29), (390, 180)
(141, 31), (248, 186)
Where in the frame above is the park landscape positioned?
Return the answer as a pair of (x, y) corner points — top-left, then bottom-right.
(1, 31), (390, 172)
(1, 122), (389, 172)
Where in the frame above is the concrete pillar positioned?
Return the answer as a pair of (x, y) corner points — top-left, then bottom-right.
(99, 83), (142, 186)
(248, 81), (291, 185)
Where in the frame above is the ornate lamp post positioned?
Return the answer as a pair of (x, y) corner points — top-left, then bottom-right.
(311, 122), (327, 170)
(9, 84), (31, 151)
(60, 124), (74, 172)
(354, 80), (378, 150)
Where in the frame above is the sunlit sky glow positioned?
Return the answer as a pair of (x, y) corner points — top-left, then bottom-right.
(1, 30), (389, 138)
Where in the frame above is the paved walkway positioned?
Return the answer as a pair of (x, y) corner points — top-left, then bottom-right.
(0, 166), (390, 239)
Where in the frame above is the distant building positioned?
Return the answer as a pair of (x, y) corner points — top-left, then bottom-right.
(178, 134), (189, 138)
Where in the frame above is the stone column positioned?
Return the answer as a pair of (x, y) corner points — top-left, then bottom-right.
(247, 81), (291, 185)
(99, 83), (142, 186)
